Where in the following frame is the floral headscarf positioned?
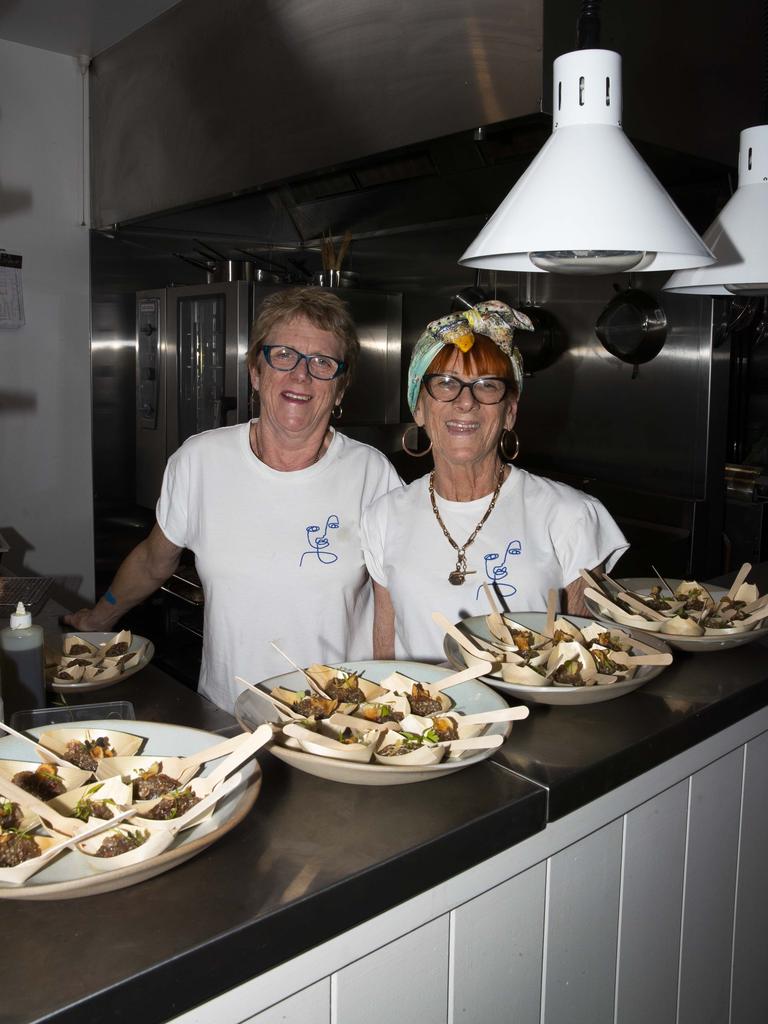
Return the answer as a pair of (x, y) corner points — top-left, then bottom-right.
(406, 300), (533, 414)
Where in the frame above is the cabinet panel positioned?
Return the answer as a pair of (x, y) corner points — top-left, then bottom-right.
(451, 861), (546, 1024)
(245, 979), (330, 1024)
(732, 731), (768, 1024)
(543, 819), (623, 1023)
(678, 748), (743, 1024)
(616, 781), (688, 1024)
(333, 917), (449, 1024)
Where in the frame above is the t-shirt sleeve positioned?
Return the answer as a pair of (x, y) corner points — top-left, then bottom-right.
(360, 497), (389, 587)
(155, 448), (191, 549)
(557, 496), (629, 586)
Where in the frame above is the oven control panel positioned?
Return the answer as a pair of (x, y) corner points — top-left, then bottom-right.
(137, 298), (160, 429)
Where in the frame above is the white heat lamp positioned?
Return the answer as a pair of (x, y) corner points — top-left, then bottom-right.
(664, 125), (768, 294)
(459, 49), (715, 275)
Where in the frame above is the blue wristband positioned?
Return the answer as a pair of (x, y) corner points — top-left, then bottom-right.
(103, 590), (117, 606)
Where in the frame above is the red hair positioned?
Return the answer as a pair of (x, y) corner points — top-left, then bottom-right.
(427, 333), (516, 390)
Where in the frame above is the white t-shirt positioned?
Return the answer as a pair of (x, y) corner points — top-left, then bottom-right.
(361, 467), (629, 663)
(157, 423), (401, 713)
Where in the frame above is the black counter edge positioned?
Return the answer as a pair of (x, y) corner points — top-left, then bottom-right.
(547, 682), (768, 820)
(39, 783), (547, 1024)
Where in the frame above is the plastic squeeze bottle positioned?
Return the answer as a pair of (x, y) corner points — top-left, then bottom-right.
(0, 601), (46, 709)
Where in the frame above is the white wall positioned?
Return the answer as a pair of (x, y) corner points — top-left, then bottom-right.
(0, 38), (93, 600)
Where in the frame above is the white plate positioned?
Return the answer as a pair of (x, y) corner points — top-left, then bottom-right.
(0, 720), (259, 899)
(48, 633), (155, 692)
(584, 578), (768, 652)
(235, 660), (512, 786)
(443, 614), (672, 706)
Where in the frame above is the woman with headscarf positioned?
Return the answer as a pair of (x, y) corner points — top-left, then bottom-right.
(361, 300), (628, 661)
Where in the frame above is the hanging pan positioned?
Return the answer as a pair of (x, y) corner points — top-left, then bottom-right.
(595, 288), (667, 366)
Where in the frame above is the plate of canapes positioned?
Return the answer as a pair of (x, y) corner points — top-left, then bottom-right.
(0, 720), (270, 898)
(46, 631), (155, 692)
(438, 608), (673, 706)
(234, 660), (528, 786)
(582, 563), (768, 652)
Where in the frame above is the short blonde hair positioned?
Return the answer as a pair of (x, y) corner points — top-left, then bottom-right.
(247, 287), (359, 378)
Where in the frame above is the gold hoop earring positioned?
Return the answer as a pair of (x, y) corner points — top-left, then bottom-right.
(332, 404), (343, 421)
(249, 390), (260, 419)
(499, 428), (519, 462)
(402, 423), (432, 457)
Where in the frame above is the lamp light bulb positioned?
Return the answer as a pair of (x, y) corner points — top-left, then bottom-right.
(528, 250), (653, 275)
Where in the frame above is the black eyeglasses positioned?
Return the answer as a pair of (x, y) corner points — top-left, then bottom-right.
(423, 374), (513, 405)
(262, 345), (346, 380)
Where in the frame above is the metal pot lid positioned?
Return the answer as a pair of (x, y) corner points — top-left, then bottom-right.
(595, 288), (667, 365)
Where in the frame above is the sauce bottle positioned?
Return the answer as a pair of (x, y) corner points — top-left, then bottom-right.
(0, 601), (46, 709)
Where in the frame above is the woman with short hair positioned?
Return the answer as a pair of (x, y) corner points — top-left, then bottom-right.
(67, 287), (400, 712)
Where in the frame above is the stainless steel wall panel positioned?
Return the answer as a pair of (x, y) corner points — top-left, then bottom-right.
(501, 273), (715, 501)
(450, 862), (545, 1024)
(90, 0), (543, 226)
(731, 730), (768, 1024)
(678, 749), (743, 1024)
(615, 782), (688, 1024)
(542, 818), (622, 1023)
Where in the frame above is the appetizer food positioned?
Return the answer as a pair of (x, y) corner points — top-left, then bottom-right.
(95, 828), (150, 858)
(0, 801), (23, 832)
(12, 764), (66, 800)
(63, 737), (116, 772)
(142, 787), (200, 821)
(71, 785), (117, 822)
(593, 572), (767, 639)
(47, 630), (148, 688)
(131, 762), (181, 801)
(0, 832), (42, 867)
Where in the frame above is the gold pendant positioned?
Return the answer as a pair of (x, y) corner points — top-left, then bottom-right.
(449, 568), (476, 585)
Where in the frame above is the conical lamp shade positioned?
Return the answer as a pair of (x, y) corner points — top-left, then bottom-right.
(664, 126), (768, 294)
(460, 50), (715, 275)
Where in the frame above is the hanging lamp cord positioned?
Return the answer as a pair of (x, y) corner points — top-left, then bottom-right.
(576, 0), (602, 50)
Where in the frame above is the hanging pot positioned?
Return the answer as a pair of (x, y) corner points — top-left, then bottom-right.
(515, 305), (566, 373)
(595, 288), (667, 365)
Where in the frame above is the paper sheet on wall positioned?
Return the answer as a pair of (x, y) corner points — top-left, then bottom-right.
(0, 252), (24, 329)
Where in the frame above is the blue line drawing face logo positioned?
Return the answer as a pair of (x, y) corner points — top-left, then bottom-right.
(299, 514), (340, 566)
(476, 540), (522, 599)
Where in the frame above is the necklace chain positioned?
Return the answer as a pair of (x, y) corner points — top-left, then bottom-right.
(251, 422), (327, 467)
(429, 463), (506, 585)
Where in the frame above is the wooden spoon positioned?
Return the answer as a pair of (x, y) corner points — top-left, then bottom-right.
(0, 721), (71, 768)
(727, 562), (753, 602)
(0, 806), (135, 886)
(199, 724), (273, 791)
(651, 565), (676, 595)
(545, 588), (557, 639)
(482, 583), (514, 644)
(442, 734), (504, 753)
(0, 775), (131, 838)
(235, 676), (303, 721)
(429, 662), (494, 692)
(616, 591), (667, 622)
(611, 650), (673, 667)
(431, 612), (497, 663)
(269, 642), (331, 699)
(445, 706), (530, 726)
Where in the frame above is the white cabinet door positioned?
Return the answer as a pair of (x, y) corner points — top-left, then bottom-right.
(451, 861), (546, 1024)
